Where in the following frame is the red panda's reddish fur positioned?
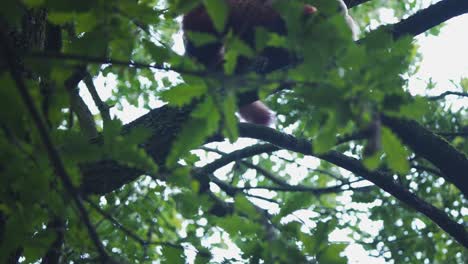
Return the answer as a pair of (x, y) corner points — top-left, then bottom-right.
(182, 1), (319, 125)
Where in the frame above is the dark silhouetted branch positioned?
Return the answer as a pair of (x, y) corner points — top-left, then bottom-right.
(381, 115), (468, 197)
(237, 122), (468, 247)
(390, 0), (468, 39)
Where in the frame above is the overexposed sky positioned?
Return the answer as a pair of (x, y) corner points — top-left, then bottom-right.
(412, 14), (468, 99)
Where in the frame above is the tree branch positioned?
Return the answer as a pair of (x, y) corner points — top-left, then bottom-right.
(428, 91), (468, 100)
(28, 51), (205, 76)
(237, 123), (468, 247)
(238, 182), (373, 194)
(201, 146), (368, 194)
(197, 144), (279, 176)
(390, 0), (468, 39)
(381, 115), (468, 197)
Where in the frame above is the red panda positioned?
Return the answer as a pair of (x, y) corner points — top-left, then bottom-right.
(182, 0), (355, 125)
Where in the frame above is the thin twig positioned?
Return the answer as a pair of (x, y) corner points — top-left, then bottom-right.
(428, 91), (468, 100)
(244, 193), (280, 204)
(28, 51), (206, 76)
(85, 198), (211, 258)
(238, 181), (372, 194)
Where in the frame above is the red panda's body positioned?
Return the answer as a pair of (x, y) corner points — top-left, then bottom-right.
(182, 1), (304, 125)
(182, 0), (290, 70)
(182, 1), (353, 125)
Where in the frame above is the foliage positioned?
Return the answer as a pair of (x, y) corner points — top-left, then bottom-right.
(0, 0), (467, 263)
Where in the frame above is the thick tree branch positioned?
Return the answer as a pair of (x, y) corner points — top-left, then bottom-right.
(80, 105), (192, 194)
(238, 123), (468, 247)
(381, 115), (468, 197)
(390, 0), (468, 39)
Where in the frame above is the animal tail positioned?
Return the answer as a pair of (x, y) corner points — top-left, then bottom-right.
(239, 101), (274, 125)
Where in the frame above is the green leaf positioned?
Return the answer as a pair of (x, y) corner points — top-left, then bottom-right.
(166, 97), (220, 167)
(300, 232), (320, 255)
(312, 220), (333, 250)
(278, 193), (313, 217)
(223, 35), (254, 74)
(234, 195), (258, 218)
(0, 0), (24, 25)
(317, 243), (348, 264)
(382, 127), (410, 174)
(161, 83), (207, 106)
(363, 152), (380, 171)
(398, 96), (429, 120)
(313, 113), (338, 153)
(162, 246), (185, 264)
(194, 253), (211, 264)
(142, 39), (170, 63)
(185, 31), (219, 47)
(223, 49), (239, 75)
(44, 0), (96, 12)
(254, 27), (269, 51)
(23, 230), (56, 262)
(216, 215), (261, 237)
(75, 12), (98, 33)
(98, 119), (158, 174)
(66, 29), (108, 57)
(460, 77), (468, 92)
(0, 74), (26, 133)
(166, 166), (191, 187)
(222, 92), (239, 142)
(174, 191), (199, 217)
(22, 0), (44, 7)
(47, 12), (76, 24)
(203, 0), (228, 33)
